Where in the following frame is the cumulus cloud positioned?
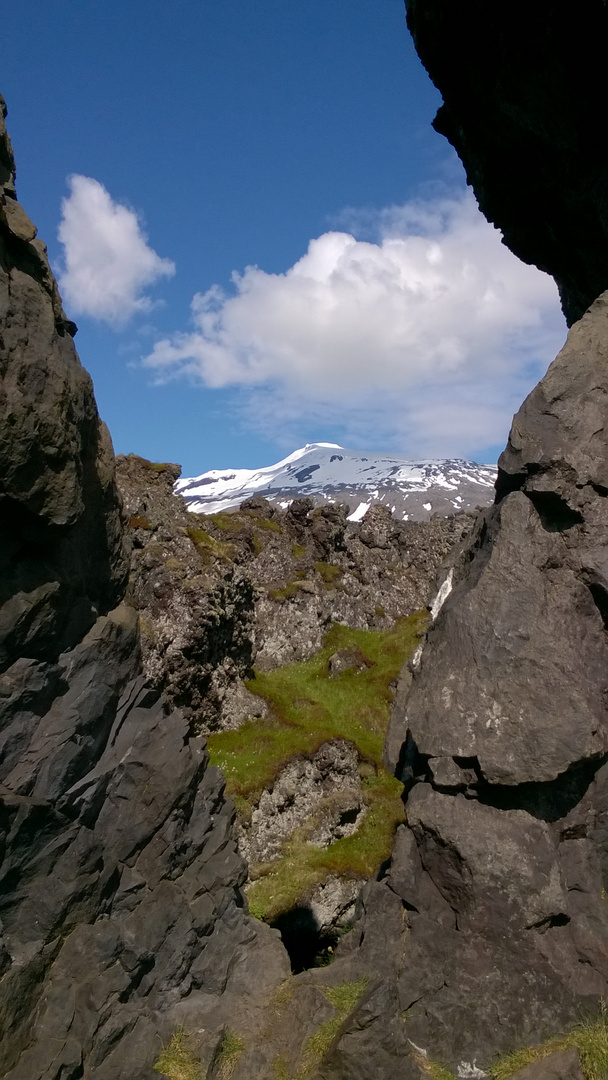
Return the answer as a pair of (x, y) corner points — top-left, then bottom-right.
(58, 175), (175, 325)
(143, 191), (565, 458)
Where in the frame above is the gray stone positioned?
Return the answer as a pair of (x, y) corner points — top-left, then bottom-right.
(349, 295), (608, 1074)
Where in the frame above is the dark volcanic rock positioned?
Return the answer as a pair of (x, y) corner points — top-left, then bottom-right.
(331, 295), (608, 1076)
(407, 293), (608, 788)
(0, 100), (290, 1078)
(0, 96), (127, 671)
(405, 0), (608, 326)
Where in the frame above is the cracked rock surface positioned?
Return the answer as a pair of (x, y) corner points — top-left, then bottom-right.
(318, 296), (608, 1077)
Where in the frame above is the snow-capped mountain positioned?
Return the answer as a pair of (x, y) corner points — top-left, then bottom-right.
(176, 443), (497, 522)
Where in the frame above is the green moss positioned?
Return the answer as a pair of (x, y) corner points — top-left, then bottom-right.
(272, 1056), (290, 1080)
(187, 526), (235, 564)
(247, 772), (405, 921)
(214, 1029), (244, 1079)
(492, 1016), (608, 1080)
(128, 514), (152, 530)
(292, 544), (307, 559)
(165, 556), (185, 573)
(153, 1029), (201, 1080)
(413, 1015), (608, 1080)
(415, 1061), (456, 1080)
(268, 580), (307, 602)
(252, 515), (282, 532)
(208, 511), (244, 532)
(296, 979), (368, 1078)
(207, 612), (428, 920)
(127, 454), (169, 473)
(314, 561), (343, 587)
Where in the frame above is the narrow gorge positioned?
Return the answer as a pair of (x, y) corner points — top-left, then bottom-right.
(2, 1), (608, 1078)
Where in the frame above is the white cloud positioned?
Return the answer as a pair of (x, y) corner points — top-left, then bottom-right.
(143, 191), (565, 458)
(58, 175), (175, 326)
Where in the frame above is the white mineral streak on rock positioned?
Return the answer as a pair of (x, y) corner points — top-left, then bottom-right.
(457, 1062), (486, 1079)
(410, 642), (424, 670)
(407, 1040), (428, 1058)
(430, 567), (454, 621)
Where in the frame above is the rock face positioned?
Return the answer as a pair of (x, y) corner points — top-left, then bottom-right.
(0, 96), (127, 672)
(116, 453), (259, 731)
(322, 294), (608, 1078)
(0, 100), (290, 1078)
(405, 0), (608, 326)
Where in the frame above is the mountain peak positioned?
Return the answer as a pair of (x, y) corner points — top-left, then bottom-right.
(177, 444), (496, 521)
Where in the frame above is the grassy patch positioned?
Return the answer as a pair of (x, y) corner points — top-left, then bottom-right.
(128, 514), (152, 530)
(128, 454), (170, 473)
(252, 515), (282, 532)
(492, 1016), (608, 1080)
(214, 1029), (244, 1080)
(208, 511), (243, 532)
(414, 1056), (457, 1080)
(153, 1029), (201, 1080)
(187, 526), (235, 564)
(296, 978), (368, 1078)
(207, 612), (427, 920)
(314, 561), (343, 588)
(414, 1015), (608, 1080)
(268, 580), (309, 602)
(247, 772), (405, 921)
(272, 1056), (290, 1080)
(292, 543), (307, 559)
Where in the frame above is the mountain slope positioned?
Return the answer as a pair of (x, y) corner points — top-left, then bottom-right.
(176, 442), (497, 521)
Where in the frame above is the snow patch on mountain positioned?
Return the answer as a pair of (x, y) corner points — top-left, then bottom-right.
(177, 443), (497, 522)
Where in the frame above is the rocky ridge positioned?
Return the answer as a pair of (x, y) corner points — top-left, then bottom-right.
(116, 453), (474, 730)
(178, 442), (496, 522)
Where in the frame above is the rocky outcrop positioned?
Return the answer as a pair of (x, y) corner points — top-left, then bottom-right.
(0, 608), (289, 1080)
(0, 100), (290, 1078)
(0, 96), (127, 672)
(237, 740), (365, 867)
(116, 453), (260, 731)
(405, 0), (608, 326)
(116, 458), (474, 730)
(318, 294), (608, 1078)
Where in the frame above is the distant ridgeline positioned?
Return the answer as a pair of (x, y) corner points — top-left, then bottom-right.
(176, 442), (497, 521)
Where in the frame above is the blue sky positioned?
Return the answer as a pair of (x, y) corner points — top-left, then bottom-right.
(1, 0), (565, 475)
